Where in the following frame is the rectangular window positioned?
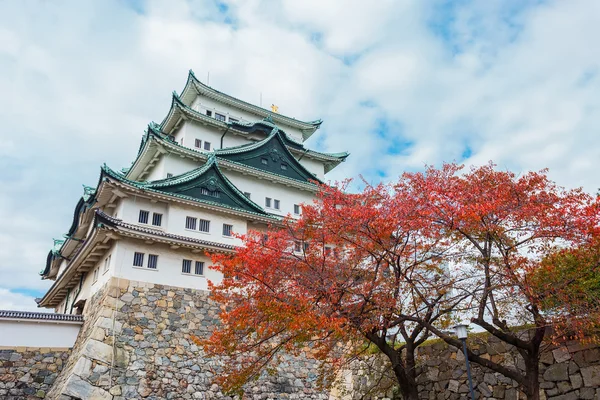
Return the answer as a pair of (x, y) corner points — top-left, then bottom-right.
(223, 224), (233, 237)
(303, 242), (310, 252)
(261, 158), (268, 165)
(294, 204), (301, 215)
(182, 259), (192, 274)
(274, 199), (280, 210)
(204, 141), (211, 151)
(244, 192), (251, 199)
(265, 197), (271, 208)
(185, 216), (197, 230)
(133, 252), (144, 267)
(166, 173), (173, 178)
(215, 113), (226, 122)
(152, 213), (163, 227)
(93, 268), (98, 283)
(198, 219), (210, 233)
(325, 247), (333, 256)
(138, 210), (149, 224)
(103, 255), (111, 273)
(206, 110), (212, 117)
(195, 261), (204, 275)
(148, 254), (158, 269)
(294, 241), (302, 253)
(229, 117), (238, 123)
(195, 138), (202, 148)
(281, 163), (288, 170)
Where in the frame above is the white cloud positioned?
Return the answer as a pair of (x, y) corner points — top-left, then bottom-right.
(0, 289), (48, 312)
(1, 0), (599, 305)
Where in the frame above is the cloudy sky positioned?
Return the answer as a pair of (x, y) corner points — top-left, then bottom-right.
(1, 0), (599, 311)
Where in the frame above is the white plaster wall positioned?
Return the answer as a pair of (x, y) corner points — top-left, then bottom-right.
(145, 157), (165, 181)
(298, 156), (325, 180)
(161, 154), (201, 178)
(0, 320), (81, 348)
(191, 95), (306, 142)
(225, 170), (315, 218)
(111, 239), (223, 291)
(167, 202), (246, 246)
(118, 197), (169, 229)
(183, 120), (252, 151)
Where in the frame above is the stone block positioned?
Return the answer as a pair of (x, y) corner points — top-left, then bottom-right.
(63, 375), (112, 400)
(71, 357), (92, 379)
(544, 363), (569, 382)
(540, 351), (555, 365)
(547, 391), (579, 400)
(579, 387), (595, 399)
(553, 348), (571, 363)
(81, 340), (113, 364)
(447, 379), (460, 393)
(570, 373), (583, 389)
(581, 366), (600, 387)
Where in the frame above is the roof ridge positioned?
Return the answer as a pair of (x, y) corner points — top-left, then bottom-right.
(0, 310), (84, 322)
(187, 69), (323, 127)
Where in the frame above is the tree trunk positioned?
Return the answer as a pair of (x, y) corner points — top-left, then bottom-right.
(523, 353), (540, 400)
(393, 365), (418, 400)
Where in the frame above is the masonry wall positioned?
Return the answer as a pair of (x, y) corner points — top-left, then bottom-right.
(48, 277), (328, 399)
(336, 335), (600, 400)
(0, 347), (71, 399)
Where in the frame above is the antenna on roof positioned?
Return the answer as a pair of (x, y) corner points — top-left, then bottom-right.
(207, 71), (210, 85)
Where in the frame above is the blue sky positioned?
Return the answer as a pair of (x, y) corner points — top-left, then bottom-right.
(1, 0), (599, 311)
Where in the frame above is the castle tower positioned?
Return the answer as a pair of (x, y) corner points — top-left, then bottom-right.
(37, 70), (348, 314)
(34, 71), (348, 399)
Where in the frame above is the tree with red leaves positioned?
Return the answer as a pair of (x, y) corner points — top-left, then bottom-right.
(202, 181), (470, 399)
(201, 163), (599, 400)
(397, 163), (600, 400)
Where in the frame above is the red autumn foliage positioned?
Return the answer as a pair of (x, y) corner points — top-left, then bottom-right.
(201, 162), (600, 400)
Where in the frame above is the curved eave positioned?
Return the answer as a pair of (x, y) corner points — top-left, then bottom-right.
(131, 134), (320, 191)
(102, 166), (279, 223)
(37, 225), (107, 308)
(182, 70), (322, 140)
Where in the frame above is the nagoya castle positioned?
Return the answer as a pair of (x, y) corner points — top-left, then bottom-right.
(0, 71), (347, 400)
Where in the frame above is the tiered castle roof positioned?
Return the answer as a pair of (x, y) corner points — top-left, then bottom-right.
(37, 71), (348, 309)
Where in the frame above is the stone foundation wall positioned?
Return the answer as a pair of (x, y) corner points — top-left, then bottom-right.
(340, 336), (600, 400)
(49, 277), (328, 399)
(0, 347), (71, 399)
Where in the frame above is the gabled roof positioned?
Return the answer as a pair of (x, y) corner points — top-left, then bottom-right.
(180, 70), (322, 140)
(103, 156), (271, 217)
(216, 128), (325, 184)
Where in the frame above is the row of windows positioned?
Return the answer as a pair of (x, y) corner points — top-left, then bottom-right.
(261, 158), (288, 171)
(194, 139), (212, 151)
(185, 216), (233, 237)
(182, 259), (205, 275)
(133, 252), (158, 269)
(132, 252), (205, 276)
(243, 193), (302, 215)
(265, 197), (280, 210)
(139, 203), (299, 235)
(139, 210), (163, 227)
(204, 109), (238, 124)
